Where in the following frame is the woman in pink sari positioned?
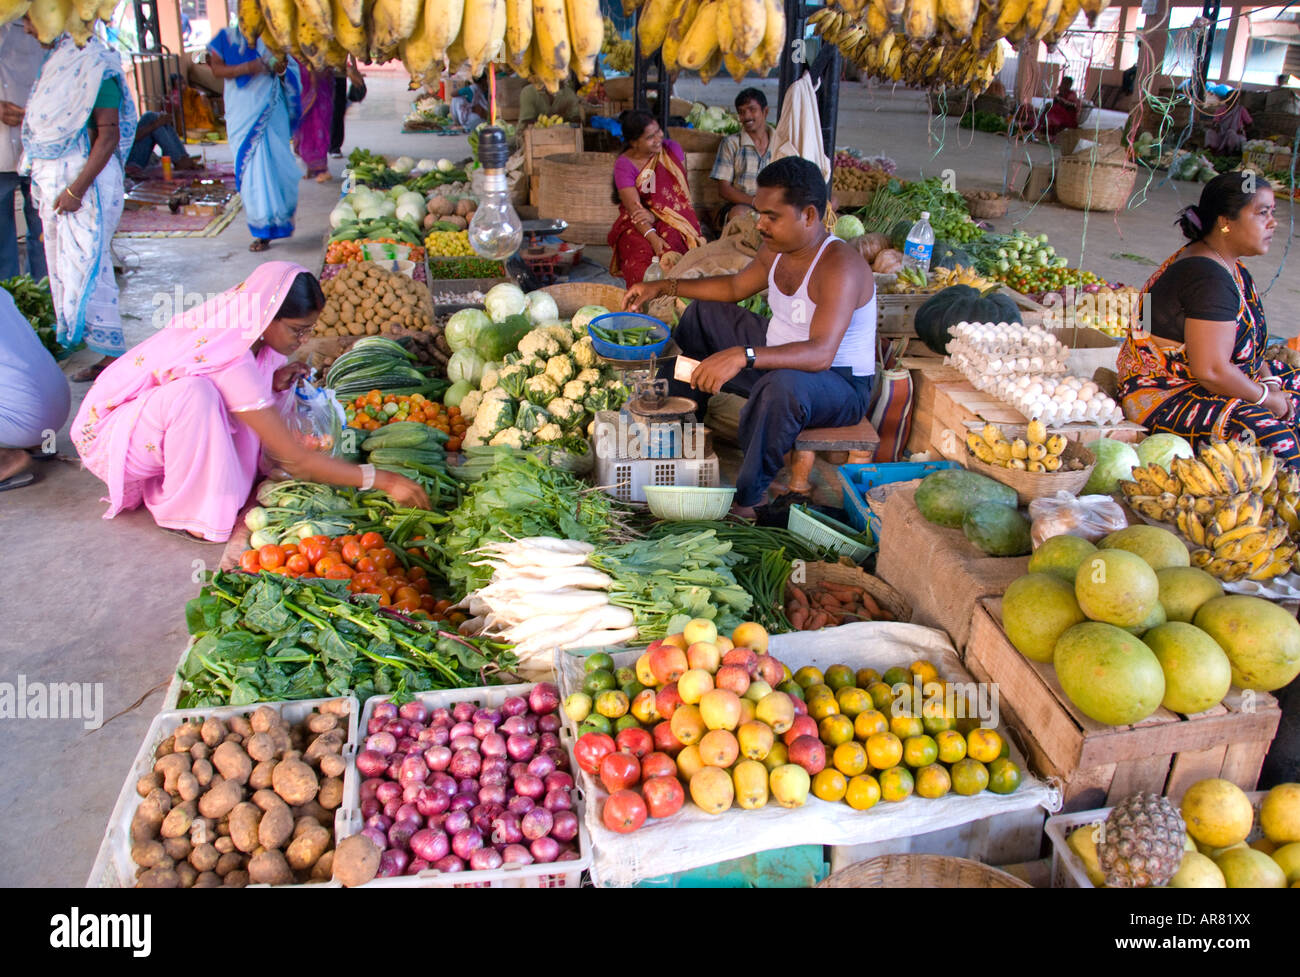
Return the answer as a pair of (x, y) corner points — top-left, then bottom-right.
(608, 111), (704, 285)
(71, 261), (428, 542)
(293, 60), (334, 182)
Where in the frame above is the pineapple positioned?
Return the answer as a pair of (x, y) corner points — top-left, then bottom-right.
(1098, 791), (1187, 888)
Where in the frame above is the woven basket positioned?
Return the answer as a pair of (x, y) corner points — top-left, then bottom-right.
(1055, 153), (1137, 212)
(818, 855), (1032, 888)
(604, 77), (634, 102)
(669, 126), (724, 154)
(539, 281), (626, 318)
(1249, 111), (1300, 142)
(961, 191), (1008, 219)
(797, 559), (912, 624)
(537, 153), (619, 239)
(964, 435), (1096, 505)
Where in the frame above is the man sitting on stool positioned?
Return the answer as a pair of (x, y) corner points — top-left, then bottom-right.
(124, 111), (200, 179)
(624, 157), (876, 520)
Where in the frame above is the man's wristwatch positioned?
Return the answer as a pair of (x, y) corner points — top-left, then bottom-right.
(744, 346), (757, 369)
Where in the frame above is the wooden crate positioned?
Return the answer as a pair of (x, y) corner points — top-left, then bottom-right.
(966, 599), (1281, 813)
(877, 284), (1046, 341)
(524, 125), (584, 183)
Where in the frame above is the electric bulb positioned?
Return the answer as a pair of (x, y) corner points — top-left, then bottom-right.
(468, 127), (522, 260)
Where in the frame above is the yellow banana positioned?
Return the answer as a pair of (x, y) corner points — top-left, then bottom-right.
(533, 0), (571, 74)
(1221, 562), (1250, 583)
(1034, 0), (1064, 39)
(1046, 434), (1067, 456)
(1011, 438), (1029, 460)
(729, 0), (765, 58)
(95, 0), (119, 20)
(293, 0), (330, 36)
(758, 0), (785, 68)
(296, 14), (329, 69)
(937, 0), (976, 35)
(994, 0), (1030, 38)
(371, 0), (420, 55)
(73, 0), (94, 19)
(1079, 0), (1109, 26)
(723, 51), (748, 81)
(504, 0), (533, 70)
(677, 0), (720, 70)
(698, 44), (723, 82)
(67, 16), (96, 44)
(1258, 451), (1278, 494)
(566, 0), (604, 81)
(1191, 548), (1213, 569)
(1028, 460), (1047, 473)
(1045, 0), (1080, 40)
(883, 0), (905, 30)
(333, 0), (370, 60)
(981, 422), (1003, 446)
(636, 0), (676, 55)
(973, 441), (996, 464)
(992, 438), (1013, 461)
(258, 0), (296, 52)
(26, 0), (70, 44)
(903, 0), (937, 42)
(337, 0), (364, 28)
(1249, 556), (1291, 581)
(1238, 493), (1265, 527)
(1212, 522), (1266, 550)
(1208, 557), (1236, 580)
(1042, 453), (1062, 472)
(238, 0), (264, 42)
(462, 0), (506, 74)
(865, 0), (889, 37)
(715, 0), (734, 52)
(1008, 458), (1028, 471)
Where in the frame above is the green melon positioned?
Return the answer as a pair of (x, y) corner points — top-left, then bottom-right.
(963, 502), (1032, 556)
(1156, 567), (1225, 624)
(1074, 549), (1160, 628)
(1002, 573), (1086, 662)
(914, 469), (1018, 529)
(1143, 622), (1233, 714)
(1194, 595), (1300, 692)
(1099, 525), (1191, 570)
(1028, 534), (1098, 583)
(1053, 622), (1167, 726)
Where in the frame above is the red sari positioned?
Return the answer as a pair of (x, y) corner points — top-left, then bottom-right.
(608, 139), (704, 285)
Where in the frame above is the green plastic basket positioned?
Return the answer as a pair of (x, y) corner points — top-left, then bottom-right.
(642, 486), (736, 521)
(787, 504), (875, 562)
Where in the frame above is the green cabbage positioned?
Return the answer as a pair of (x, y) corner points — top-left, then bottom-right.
(485, 283), (528, 321)
(448, 349), (486, 386)
(446, 308), (490, 353)
(443, 379), (474, 407)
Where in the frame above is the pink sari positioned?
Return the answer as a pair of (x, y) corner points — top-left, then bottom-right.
(293, 61), (335, 177)
(72, 261), (307, 541)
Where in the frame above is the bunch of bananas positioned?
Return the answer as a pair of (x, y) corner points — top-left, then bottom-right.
(885, 264), (998, 293)
(534, 113), (568, 127)
(966, 420), (1079, 473)
(1120, 441), (1299, 582)
(4, 0), (123, 45)
(630, 0), (786, 83)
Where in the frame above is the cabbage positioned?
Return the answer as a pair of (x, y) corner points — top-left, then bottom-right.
(447, 349), (486, 386)
(437, 158), (455, 173)
(446, 308), (491, 352)
(396, 191), (425, 211)
(571, 305), (609, 331)
(395, 202), (424, 225)
(392, 156), (416, 174)
(387, 184), (409, 200)
(329, 203), (356, 229)
(356, 206), (387, 221)
(1135, 433), (1194, 471)
(485, 282), (528, 322)
(416, 158), (437, 172)
(348, 187), (379, 209)
(834, 215), (865, 240)
(1082, 438), (1141, 495)
(526, 290), (560, 325)
(443, 379), (474, 407)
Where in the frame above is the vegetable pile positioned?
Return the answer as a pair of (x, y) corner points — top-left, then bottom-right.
(784, 579), (895, 631)
(345, 391), (464, 441)
(126, 699), (354, 888)
(2, 274), (61, 355)
(325, 337), (447, 400)
(316, 264), (436, 338)
(350, 683), (582, 878)
(685, 102), (740, 135)
(428, 257), (507, 281)
(424, 229), (474, 257)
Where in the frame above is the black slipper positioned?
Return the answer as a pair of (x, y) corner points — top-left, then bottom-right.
(753, 491), (812, 527)
(0, 471), (37, 491)
(26, 449), (60, 462)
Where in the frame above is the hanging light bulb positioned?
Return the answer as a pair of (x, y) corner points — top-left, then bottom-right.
(468, 127), (522, 261)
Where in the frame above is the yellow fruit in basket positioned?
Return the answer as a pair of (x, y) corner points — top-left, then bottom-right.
(853, 708), (889, 740)
(1260, 783), (1300, 844)
(909, 659), (940, 686)
(1214, 846), (1287, 888)
(855, 667), (881, 688)
(866, 681), (895, 712)
(903, 734), (939, 768)
(1181, 778), (1254, 848)
(834, 686), (870, 717)
(1272, 842), (1300, 883)
(889, 711), (923, 740)
(1011, 438), (1029, 460)
(950, 758), (990, 795)
(845, 774), (882, 811)
(824, 663), (856, 690)
(1168, 851), (1226, 888)
(819, 714), (855, 747)
(806, 695), (840, 721)
(987, 757), (1023, 794)
(1068, 825), (1108, 886)
(793, 666), (824, 689)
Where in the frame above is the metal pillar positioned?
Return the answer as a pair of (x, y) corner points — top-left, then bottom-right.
(632, 10), (670, 133)
(1195, 0), (1221, 100)
(133, 0), (163, 51)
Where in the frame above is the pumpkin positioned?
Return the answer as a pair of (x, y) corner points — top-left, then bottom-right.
(872, 248), (904, 274)
(931, 242), (974, 270)
(855, 232), (892, 264)
(915, 284), (1023, 355)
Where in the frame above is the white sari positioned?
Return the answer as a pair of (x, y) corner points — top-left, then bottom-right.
(21, 35), (137, 356)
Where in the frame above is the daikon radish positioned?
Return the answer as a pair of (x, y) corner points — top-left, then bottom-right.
(559, 627), (639, 650)
(503, 605), (634, 646)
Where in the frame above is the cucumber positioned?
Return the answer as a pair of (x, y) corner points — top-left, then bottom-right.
(367, 447), (446, 467)
(362, 423), (440, 450)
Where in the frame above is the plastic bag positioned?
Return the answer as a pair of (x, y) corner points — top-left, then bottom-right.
(261, 376), (345, 478)
(1029, 491), (1129, 548)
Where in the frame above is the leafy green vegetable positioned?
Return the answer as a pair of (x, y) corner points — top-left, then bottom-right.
(2, 275), (63, 357)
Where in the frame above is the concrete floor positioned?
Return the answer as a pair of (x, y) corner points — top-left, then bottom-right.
(1, 71), (1296, 887)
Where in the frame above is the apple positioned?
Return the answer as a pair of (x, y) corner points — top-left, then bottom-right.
(599, 751), (641, 793)
(642, 775), (686, 819)
(635, 652), (658, 688)
(652, 720), (682, 756)
(688, 766), (734, 814)
(737, 699), (757, 725)
(722, 647), (759, 676)
(574, 732), (616, 775)
(682, 618), (718, 647)
(640, 751), (678, 779)
(715, 665), (751, 697)
(791, 696), (808, 717)
(661, 633), (689, 652)
(675, 744), (705, 781)
(669, 704), (706, 746)
(737, 720), (775, 760)
(715, 635), (734, 654)
(686, 642), (722, 673)
(677, 668), (714, 705)
(732, 622), (769, 654)
(762, 741), (789, 772)
(630, 688), (660, 725)
(564, 692), (592, 723)
(756, 691), (795, 734)
(787, 735), (827, 776)
(743, 679), (773, 703)
(602, 789), (647, 833)
(615, 726), (654, 760)
(698, 729), (740, 767)
(649, 645), (688, 685)
(654, 682), (683, 720)
(754, 654), (785, 688)
(769, 763), (810, 808)
(699, 689), (743, 731)
(782, 714), (819, 746)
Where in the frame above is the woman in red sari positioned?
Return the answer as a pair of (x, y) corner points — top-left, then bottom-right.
(293, 58), (334, 182)
(1043, 76), (1083, 140)
(608, 111), (704, 285)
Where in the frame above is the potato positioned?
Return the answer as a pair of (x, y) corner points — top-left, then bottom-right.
(304, 729), (344, 763)
(154, 856), (175, 870)
(136, 772), (162, 797)
(319, 753), (346, 779)
(155, 735), (175, 757)
(200, 716), (227, 747)
(137, 867), (181, 888)
(286, 824), (331, 871)
(193, 871), (222, 888)
(191, 758), (214, 788)
(267, 725), (293, 755)
(250, 705), (280, 734)
(292, 799), (332, 827)
(154, 752), (191, 794)
(189, 741), (210, 760)
(160, 807), (193, 839)
(317, 777), (345, 811)
(215, 851), (245, 876)
(176, 772), (201, 802)
(245, 731), (276, 763)
(258, 803), (294, 850)
(189, 842), (219, 873)
(175, 862), (199, 888)
(198, 778), (243, 819)
(131, 841), (166, 868)
(213, 836), (235, 855)
(311, 850), (335, 881)
(293, 816), (321, 839)
(222, 732), (244, 746)
(189, 817), (215, 846)
(173, 723), (201, 752)
(130, 813), (159, 844)
(248, 849), (295, 886)
(212, 741), (252, 785)
(249, 759), (278, 790)
(222, 870), (250, 888)
(175, 800), (198, 819)
(227, 802), (262, 853)
(228, 716), (253, 738)
(333, 834), (381, 887)
(272, 758), (318, 806)
(163, 836), (192, 861)
(137, 788), (171, 825)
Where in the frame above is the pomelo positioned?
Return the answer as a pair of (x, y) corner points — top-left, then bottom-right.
(1099, 524), (1190, 570)
(1002, 573), (1086, 663)
(1271, 842), (1300, 884)
(1260, 783), (1300, 844)
(1074, 549), (1160, 628)
(1181, 778), (1254, 848)
(1143, 622), (1232, 714)
(1028, 534), (1098, 583)
(1156, 566), (1224, 624)
(1193, 595), (1300, 691)
(1168, 851), (1226, 888)
(1214, 846), (1287, 888)
(1053, 622), (1166, 725)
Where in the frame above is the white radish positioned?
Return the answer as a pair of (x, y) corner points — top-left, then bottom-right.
(486, 567), (612, 590)
(498, 591), (611, 618)
(502, 605), (634, 645)
(495, 548), (590, 569)
(559, 627), (639, 650)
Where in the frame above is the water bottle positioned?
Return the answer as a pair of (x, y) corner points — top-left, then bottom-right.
(903, 211), (935, 273)
(643, 256), (664, 282)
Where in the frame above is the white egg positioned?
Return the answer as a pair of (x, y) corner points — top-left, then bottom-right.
(1070, 400), (1088, 421)
(1056, 387), (1077, 404)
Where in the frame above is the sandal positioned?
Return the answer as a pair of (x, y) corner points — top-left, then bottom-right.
(0, 471), (37, 492)
(314, 171), (331, 183)
(249, 239), (270, 252)
(71, 360), (112, 382)
(161, 526), (220, 543)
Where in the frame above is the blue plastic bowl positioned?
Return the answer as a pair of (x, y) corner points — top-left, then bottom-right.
(588, 312), (671, 361)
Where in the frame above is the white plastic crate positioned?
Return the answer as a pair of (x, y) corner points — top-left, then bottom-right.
(338, 682), (591, 888)
(1045, 791), (1267, 888)
(594, 452), (721, 503)
(88, 697), (359, 888)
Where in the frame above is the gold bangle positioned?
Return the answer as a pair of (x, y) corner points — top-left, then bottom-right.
(64, 187), (80, 201)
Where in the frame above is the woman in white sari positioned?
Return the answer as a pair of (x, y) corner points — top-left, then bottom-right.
(206, 25), (302, 254)
(20, 20), (137, 382)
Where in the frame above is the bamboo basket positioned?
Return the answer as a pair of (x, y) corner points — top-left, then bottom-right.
(1054, 152), (1137, 212)
(536, 152), (620, 243)
(603, 77), (634, 102)
(1248, 111), (1299, 143)
(797, 559), (912, 625)
(962, 434), (1096, 505)
(818, 855), (1032, 888)
(961, 190), (1008, 219)
(538, 281), (626, 318)
(669, 126), (724, 154)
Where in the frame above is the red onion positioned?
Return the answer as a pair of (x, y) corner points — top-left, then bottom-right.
(395, 737), (419, 754)
(530, 836), (561, 863)
(382, 797), (402, 819)
(514, 773), (546, 800)
(450, 721), (475, 740)
(557, 848), (582, 862)
(545, 771), (574, 793)
(501, 716), (531, 737)
(472, 719), (496, 740)
(430, 707), (452, 726)
(452, 702), (476, 723)
(384, 719), (409, 738)
(526, 754), (556, 780)
(502, 696), (529, 718)
(378, 849), (409, 877)
(444, 809), (471, 835)
(529, 683), (560, 715)
(416, 727), (437, 745)
(360, 778), (384, 803)
(450, 735), (480, 753)
(480, 733), (508, 758)
(399, 754), (429, 786)
(375, 781), (402, 806)
(543, 788), (573, 813)
(388, 821), (417, 850)
(416, 787), (451, 817)
(402, 784), (423, 803)
(426, 726), (451, 747)
(506, 734), (537, 762)
(469, 848), (503, 871)
(373, 702), (399, 722)
(449, 749), (481, 779)
(509, 762), (530, 780)
(360, 826), (388, 850)
(365, 813), (393, 833)
(547, 748), (570, 772)
(356, 750), (389, 779)
(406, 858), (430, 875)
(522, 715), (539, 736)
(458, 777), (480, 794)
(451, 828), (484, 861)
(537, 714), (562, 734)
(385, 755), (404, 781)
(410, 828), (450, 863)
(395, 802), (422, 825)
(399, 701), (429, 723)
(551, 810), (579, 843)
(480, 767), (508, 788)
(507, 795), (535, 817)
(361, 798), (382, 820)
(471, 802), (504, 834)
(367, 718), (387, 736)
(521, 807), (553, 841)
(501, 844), (534, 865)
(424, 745), (453, 772)
(406, 721), (425, 737)
(478, 784), (508, 806)
(538, 732), (560, 753)
(427, 772), (458, 795)
(432, 855), (464, 873)
(473, 707), (502, 726)
(492, 812), (523, 845)
(449, 791), (477, 812)
(426, 813), (448, 833)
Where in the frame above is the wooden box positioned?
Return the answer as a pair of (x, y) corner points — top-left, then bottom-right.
(966, 599), (1281, 813)
(523, 125), (584, 182)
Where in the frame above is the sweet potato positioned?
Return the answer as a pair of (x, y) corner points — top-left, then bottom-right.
(248, 849), (294, 886)
(212, 741), (252, 785)
(788, 607), (809, 630)
(285, 824), (330, 871)
(228, 802), (262, 854)
(332, 834), (381, 887)
(859, 591), (883, 618)
(272, 758), (318, 806)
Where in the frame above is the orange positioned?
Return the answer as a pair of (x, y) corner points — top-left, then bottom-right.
(909, 659), (940, 686)
(834, 686), (870, 718)
(882, 666), (912, 689)
(966, 728), (1004, 764)
(855, 668), (881, 689)
(812, 768), (848, 803)
(951, 758), (990, 796)
(806, 695), (840, 721)
(988, 758), (1023, 795)
(866, 682), (895, 712)
(889, 711), (924, 740)
(903, 734), (939, 768)
(878, 765), (915, 802)
(935, 729), (968, 764)
(832, 741), (869, 777)
(922, 709), (956, 735)
(915, 763), (952, 799)
(845, 774), (882, 811)
(824, 664), (856, 691)
(865, 731), (903, 770)
(793, 666), (824, 689)
(819, 714), (855, 747)
(804, 683), (834, 701)
(853, 709), (889, 740)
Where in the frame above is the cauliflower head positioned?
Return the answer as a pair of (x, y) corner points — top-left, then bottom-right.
(458, 389), (484, 421)
(517, 328), (562, 360)
(496, 362), (530, 399)
(489, 426), (530, 449)
(571, 336), (598, 369)
(545, 354), (576, 386)
(547, 396), (585, 426)
(576, 367), (602, 386)
(562, 379), (588, 402)
(534, 422), (565, 443)
(540, 322), (575, 351)
(479, 364), (502, 392)
(523, 374), (560, 405)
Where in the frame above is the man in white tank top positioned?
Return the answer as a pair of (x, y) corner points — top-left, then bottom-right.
(626, 157), (877, 519)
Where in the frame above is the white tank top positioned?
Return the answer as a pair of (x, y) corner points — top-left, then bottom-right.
(765, 235), (876, 377)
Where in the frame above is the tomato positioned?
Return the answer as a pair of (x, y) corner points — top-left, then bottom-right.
(268, 565), (291, 576)
(615, 727), (655, 760)
(325, 564), (354, 580)
(574, 732), (617, 776)
(376, 575), (400, 596)
(280, 543), (299, 557)
(393, 598), (421, 614)
(363, 587), (392, 606)
(601, 790), (648, 834)
(412, 578), (431, 595)
(359, 531), (384, 550)
(419, 595), (437, 612)
(315, 555), (341, 574)
(371, 548), (397, 572)
(354, 556), (378, 574)
(341, 539), (363, 565)
(599, 751), (641, 793)
(299, 572), (319, 581)
(434, 599), (453, 613)
(285, 554), (310, 575)
(239, 549), (261, 572)
(391, 586), (418, 605)
(407, 566), (427, 581)
(352, 572), (377, 590)
(258, 544), (285, 570)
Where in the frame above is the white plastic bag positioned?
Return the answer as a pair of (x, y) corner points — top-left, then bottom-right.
(261, 376), (345, 478)
(1029, 491), (1128, 548)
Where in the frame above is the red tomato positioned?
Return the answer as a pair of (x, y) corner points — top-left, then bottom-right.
(341, 539), (363, 565)
(640, 751), (678, 780)
(574, 732), (617, 776)
(598, 751), (641, 793)
(325, 564), (354, 580)
(285, 554), (310, 575)
(359, 531), (385, 550)
(642, 775), (686, 820)
(615, 727), (654, 760)
(354, 556), (378, 574)
(298, 539), (325, 564)
(601, 790), (648, 834)
(257, 544), (285, 570)
(239, 549), (261, 572)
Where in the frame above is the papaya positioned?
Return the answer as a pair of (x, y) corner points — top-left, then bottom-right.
(963, 501), (1032, 557)
(914, 469), (1018, 529)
